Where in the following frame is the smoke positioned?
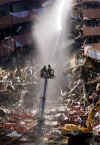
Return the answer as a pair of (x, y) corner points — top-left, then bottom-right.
(33, 0), (73, 105)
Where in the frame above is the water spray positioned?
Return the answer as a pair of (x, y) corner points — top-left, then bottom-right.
(33, 0), (73, 139)
(34, 0), (73, 65)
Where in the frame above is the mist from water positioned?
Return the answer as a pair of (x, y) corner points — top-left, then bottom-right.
(33, 0), (73, 106)
(33, 0), (72, 64)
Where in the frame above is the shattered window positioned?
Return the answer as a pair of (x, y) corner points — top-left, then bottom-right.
(0, 4), (9, 17)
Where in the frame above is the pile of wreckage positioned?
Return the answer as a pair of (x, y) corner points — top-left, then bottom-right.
(0, 0), (99, 144)
(0, 64), (40, 144)
(0, 65), (36, 107)
(0, 61), (99, 145)
(58, 0), (100, 143)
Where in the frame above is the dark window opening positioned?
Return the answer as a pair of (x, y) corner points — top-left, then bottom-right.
(83, 2), (100, 9)
(84, 20), (100, 27)
(0, 4), (9, 17)
(14, 22), (32, 35)
(0, 21), (32, 39)
(85, 35), (100, 44)
(12, 1), (29, 12)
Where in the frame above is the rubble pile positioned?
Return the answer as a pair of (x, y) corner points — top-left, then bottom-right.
(0, 1), (100, 144)
(0, 64), (40, 107)
(0, 64), (99, 145)
(0, 108), (38, 145)
(41, 63), (100, 145)
(0, 59), (99, 145)
(0, 63), (41, 144)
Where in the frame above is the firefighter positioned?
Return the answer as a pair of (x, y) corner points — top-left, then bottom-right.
(15, 66), (22, 77)
(47, 64), (54, 78)
(88, 83), (100, 105)
(91, 83), (100, 105)
(40, 65), (47, 78)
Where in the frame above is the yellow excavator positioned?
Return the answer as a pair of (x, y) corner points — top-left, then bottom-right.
(60, 100), (100, 135)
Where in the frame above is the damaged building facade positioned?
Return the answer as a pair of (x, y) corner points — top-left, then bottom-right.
(72, 0), (100, 64)
(82, 0), (100, 61)
(0, 0), (43, 57)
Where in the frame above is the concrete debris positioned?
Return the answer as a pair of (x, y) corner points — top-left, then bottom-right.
(0, 1), (100, 145)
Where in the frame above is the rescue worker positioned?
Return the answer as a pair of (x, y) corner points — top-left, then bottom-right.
(40, 65), (47, 78)
(47, 64), (54, 78)
(15, 66), (22, 77)
(95, 83), (100, 103)
(8, 71), (14, 80)
(92, 83), (100, 105)
(88, 83), (100, 105)
(96, 83), (100, 92)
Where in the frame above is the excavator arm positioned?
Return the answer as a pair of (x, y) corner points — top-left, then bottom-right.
(61, 124), (90, 135)
(86, 100), (100, 131)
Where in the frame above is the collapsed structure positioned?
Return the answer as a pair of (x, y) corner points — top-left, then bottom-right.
(0, 0), (99, 144)
(60, 0), (100, 135)
(72, 0), (100, 62)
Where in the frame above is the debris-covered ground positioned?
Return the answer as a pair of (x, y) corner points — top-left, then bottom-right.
(0, 57), (99, 145)
(0, 1), (100, 145)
